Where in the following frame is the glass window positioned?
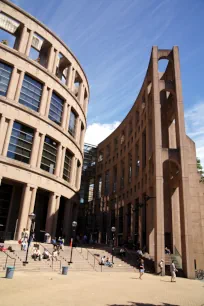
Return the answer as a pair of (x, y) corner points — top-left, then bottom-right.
(68, 110), (77, 137)
(19, 74), (43, 112)
(0, 62), (12, 96)
(49, 92), (64, 125)
(63, 149), (73, 182)
(40, 136), (58, 174)
(7, 121), (34, 164)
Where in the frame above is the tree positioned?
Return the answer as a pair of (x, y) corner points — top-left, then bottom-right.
(197, 158), (204, 183)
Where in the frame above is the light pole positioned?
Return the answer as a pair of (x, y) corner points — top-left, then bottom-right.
(69, 221), (77, 264)
(23, 212), (36, 265)
(111, 226), (116, 264)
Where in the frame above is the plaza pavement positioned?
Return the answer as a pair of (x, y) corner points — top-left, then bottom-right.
(0, 270), (203, 306)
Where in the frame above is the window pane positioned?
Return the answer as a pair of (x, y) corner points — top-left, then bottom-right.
(63, 149), (73, 182)
(68, 111), (76, 137)
(48, 92), (64, 125)
(19, 74), (43, 112)
(7, 121), (34, 164)
(40, 136), (58, 174)
(0, 62), (12, 96)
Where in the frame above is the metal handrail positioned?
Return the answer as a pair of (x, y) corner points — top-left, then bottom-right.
(76, 245), (102, 271)
(37, 242), (62, 271)
(86, 248), (102, 271)
(2, 251), (16, 270)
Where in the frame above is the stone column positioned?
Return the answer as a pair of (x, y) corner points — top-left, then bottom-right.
(70, 157), (77, 188)
(2, 119), (14, 157)
(55, 143), (63, 177)
(16, 184), (33, 240)
(0, 115), (6, 154)
(47, 45), (55, 72)
(78, 83), (84, 105)
(59, 146), (66, 178)
(80, 125), (85, 150)
(30, 130), (40, 167)
(66, 65), (72, 89)
(36, 134), (45, 168)
(83, 97), (88, 116)
(152, 47), (165, 275)
(75, 117), (81, 142)
(18, 25), (27, 54)
(14, 70), (25, 103)
(45, 88), (53, 118)
(61, 101), (68, 129)
(75, 162), (81, 190)
(39, 85), (48, 116)
(52, 50), (59, 74)
(25, 30), (34, 56)
(45, 193), (60, 237)
(71, 69), (76, 92)
(66, 105), (71, 132)
(52, 195), (61, 238)
(45, 193), (56, 236)
(26, 187), (38, 229)
(173, 46), (194, 279)
(171, 187), (181, 255)
(6, 67), (18, 100)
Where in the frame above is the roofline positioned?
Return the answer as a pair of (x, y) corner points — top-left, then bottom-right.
(1, 0), (90, 93)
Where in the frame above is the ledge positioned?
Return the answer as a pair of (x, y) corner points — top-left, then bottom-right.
(1, 0), (90, 94)
(0, 97), (84, 160)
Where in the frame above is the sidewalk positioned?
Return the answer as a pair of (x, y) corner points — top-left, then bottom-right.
(0, 271), (203, 306)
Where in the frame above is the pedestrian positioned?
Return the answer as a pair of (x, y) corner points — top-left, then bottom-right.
(45, 233), (50, 243)
(170, 260), (178, 282)
(159, 259), (164, 276)
(139, 259), (145, 280)
(21, 228), (26, 240)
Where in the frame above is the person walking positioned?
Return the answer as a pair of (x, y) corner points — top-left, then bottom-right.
(159, 259), (164, 276)
(170, 260), (178, 282)
(139, 259), (145, 280)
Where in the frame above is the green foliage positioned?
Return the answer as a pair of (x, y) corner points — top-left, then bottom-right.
(197, 158), (204, 183)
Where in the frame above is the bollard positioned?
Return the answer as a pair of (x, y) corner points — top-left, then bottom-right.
(5, 266), (15, 279)
(62, 266), (68, 275)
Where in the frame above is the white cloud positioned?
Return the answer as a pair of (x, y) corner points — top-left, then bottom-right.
(185, 101), (204, 167)
(85, 121), (120, 146)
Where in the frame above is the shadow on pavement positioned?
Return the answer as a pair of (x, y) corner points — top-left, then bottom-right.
(107, 303), (179, 306)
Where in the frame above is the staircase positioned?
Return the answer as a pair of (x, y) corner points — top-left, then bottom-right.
(1, 241), (138, 274)
(81, 247), (137, 272)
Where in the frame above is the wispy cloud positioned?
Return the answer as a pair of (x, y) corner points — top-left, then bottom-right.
(85, 121), (120, 146)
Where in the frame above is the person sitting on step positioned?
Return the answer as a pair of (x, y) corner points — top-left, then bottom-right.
(105, 257), (113, 268)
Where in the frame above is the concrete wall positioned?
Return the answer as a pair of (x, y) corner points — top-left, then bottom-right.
(0, 1), (89, 240)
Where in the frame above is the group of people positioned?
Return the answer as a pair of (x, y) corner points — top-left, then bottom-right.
(100, 256), (113, 267)
(31, 245), (59, 262)
(158, 258), (178, 282)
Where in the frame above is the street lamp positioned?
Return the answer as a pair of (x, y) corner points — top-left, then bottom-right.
(23, 212), (36, 265)
(68, 221), (77, 264)
(111, 226), (116, 264)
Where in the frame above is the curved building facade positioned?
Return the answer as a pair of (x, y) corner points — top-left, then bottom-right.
(83, 46), (204, 278)
(0, 1), (89, 241)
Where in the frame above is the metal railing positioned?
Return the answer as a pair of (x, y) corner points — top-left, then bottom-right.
(77, 245), (102, 271)
(2, 251), (16, 270)
(37, 242), (62, 272)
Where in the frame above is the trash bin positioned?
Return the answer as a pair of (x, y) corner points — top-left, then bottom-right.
(62, 266), (68, 275)
(5, 266), (15, 279)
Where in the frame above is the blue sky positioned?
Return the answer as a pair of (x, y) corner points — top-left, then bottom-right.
(7, 0), (204, 165)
